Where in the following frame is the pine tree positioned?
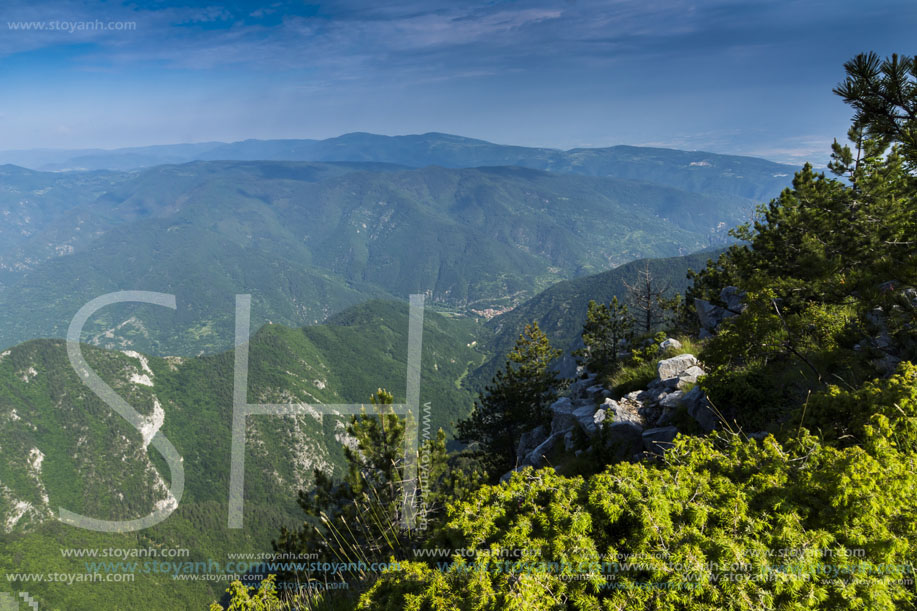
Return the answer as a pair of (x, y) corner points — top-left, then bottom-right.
(833, 52), (917, 164)
(575, 297), (633, 375)
(458, 322), (566, 474)
(272, 389), (460, 592)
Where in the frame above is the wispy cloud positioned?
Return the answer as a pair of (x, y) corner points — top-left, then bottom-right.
(0, 0), (914, 153)
(0, 0), (802, 78)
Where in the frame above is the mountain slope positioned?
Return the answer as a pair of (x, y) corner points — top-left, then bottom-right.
(0, 166), (132, 287)
(0, 142), (227, 172)
(0, 299), (484, 609)
(474, 249), (723, 386)
(0, 161), (746, 355)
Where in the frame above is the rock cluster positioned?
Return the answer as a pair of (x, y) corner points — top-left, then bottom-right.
(506, 340), (718, 480)
(847, 281), (914, 375)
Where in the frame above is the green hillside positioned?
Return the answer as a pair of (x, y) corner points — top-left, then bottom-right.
(0, 162), (749, 355)
(0, 299), (484, 609)
(283, 52), (917, 611)
(0, 166), (132, 288)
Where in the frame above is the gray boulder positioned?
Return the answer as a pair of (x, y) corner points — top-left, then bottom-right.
(659, 390), (684, 409)
(550, 398), (577, 432)
(642, 426), (679, 454)
(682, 386), (717, 432)
(640, 376), (679, 407)
(516, 425), (548, 459)
(657, 354), (699, 380)
(566, 376), (594, 399)
(564, 430), (576, 452)
(695, 298), (724, 332)
(551, 397), (573, 411)
(720, 286), (746, 313)
(586, 384), (611, 400)
(602, 397), (643, 427)
(522, 431), (565, 467)
(695, 292), (743, 333)
(573, 404), (605, 436)
(659, 337), (682, 352)
(648, 376), (680, 392)
(637, 388), (669, 407)
(654, 391), (685, 427)
(677, 365), (706, 389)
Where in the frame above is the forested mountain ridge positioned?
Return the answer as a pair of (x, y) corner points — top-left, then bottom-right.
(0, 161), (756, 356)
(483, 250), (723, 369)
(1, 132), (796, 203)
(0, 166), (132, 286)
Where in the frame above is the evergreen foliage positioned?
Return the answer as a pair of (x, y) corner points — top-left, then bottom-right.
(833, 52), (917, 165)
(272, 390), (436, 588)
(574, 298), (634, 376)
(209, 576), (285, 611)
(265, 389), (485, 607)
(360, 421), (917, 610)
(318, 52), (917, 610)
(458, 323), (567, 474)
(686, 52), (917, 430)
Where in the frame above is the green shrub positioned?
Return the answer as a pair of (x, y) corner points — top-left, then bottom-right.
(359, 425), (917, 610)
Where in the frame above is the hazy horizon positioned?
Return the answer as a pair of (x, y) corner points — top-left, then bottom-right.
(0, 130), (806, 166)
(2, 1), (916, 166)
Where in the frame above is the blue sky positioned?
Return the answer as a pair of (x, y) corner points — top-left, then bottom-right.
(0, 0), (914, 164)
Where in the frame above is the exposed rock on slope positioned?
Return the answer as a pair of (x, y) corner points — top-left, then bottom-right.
(506, 339), (720, 480)
(694, 285), (746, 337)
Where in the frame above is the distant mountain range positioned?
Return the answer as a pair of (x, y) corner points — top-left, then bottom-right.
(0, 132), (795, 200)
(0, 155), (776, 355)
(0, 131), (802, 610)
